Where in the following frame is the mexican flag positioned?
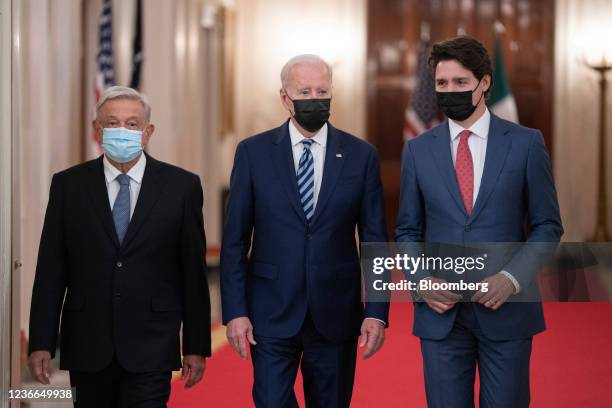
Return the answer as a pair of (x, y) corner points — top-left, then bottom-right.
(489, 35), (519, 123)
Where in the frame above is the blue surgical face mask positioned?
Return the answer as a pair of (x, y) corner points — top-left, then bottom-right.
(102, 127), (143, 163)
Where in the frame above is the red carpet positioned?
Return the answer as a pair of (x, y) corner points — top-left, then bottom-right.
(169, 303), (612, 407)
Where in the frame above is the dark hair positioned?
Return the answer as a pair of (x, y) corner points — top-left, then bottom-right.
(429, 36), (493, 96)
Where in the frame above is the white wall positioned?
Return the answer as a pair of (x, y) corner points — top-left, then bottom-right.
(233, 0), (367, 141)
(143, 0), (220, 228)
(16, 0), (83, 338)
(554, 0), (612, 240)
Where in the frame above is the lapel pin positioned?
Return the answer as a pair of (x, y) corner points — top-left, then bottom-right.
(336, 153), (342, 158)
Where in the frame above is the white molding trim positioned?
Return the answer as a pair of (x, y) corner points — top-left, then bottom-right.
(0, 0), (13, 405)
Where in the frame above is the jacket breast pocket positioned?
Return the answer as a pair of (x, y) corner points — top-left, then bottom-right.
(501, 168), (523, 174)
(500, 162), (524, 175)
(338, 175), (361, 185)
(499, 169), (524, 183)
(151, 296), (182, 312)
(250, 261), (279, 280)
(335, 260), (361, 280)
(63, 294), (85, 312)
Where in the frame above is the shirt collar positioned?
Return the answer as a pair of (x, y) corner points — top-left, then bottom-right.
(448, 108), (491, 141)
(288, 119), (328, 148)
(103, 153), (147, 184)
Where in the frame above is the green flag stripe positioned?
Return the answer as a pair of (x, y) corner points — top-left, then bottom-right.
(489, 36), (512, 106)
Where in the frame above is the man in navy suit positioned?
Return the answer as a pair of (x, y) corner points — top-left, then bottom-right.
(396, 36), (563, 407)
(221, 54), (389, 407)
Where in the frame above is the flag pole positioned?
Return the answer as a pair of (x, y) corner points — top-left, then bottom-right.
(420, 22), (430, 42)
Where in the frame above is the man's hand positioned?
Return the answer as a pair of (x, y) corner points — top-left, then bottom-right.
(226, 316), (256, 360)
(472, 272), (515, 310)
(28, 351), (51, 385)
(418, 277), (462, 314)
(182, 355), (206, 389)
(359, 319), (385, 360)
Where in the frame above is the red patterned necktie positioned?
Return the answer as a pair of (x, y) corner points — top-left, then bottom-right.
(455, 130), (474, 216)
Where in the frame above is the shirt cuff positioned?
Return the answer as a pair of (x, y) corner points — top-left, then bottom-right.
(413, 276), (431, 301)
(365, 317), (387, 326)
(500, 270), (520, 294)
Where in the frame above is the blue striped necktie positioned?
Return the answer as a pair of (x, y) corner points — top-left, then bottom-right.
(112, 174), (131, 244)
(297, 139), (315, 222)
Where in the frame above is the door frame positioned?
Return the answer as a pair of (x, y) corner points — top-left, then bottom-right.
(0, 0), (13, 404)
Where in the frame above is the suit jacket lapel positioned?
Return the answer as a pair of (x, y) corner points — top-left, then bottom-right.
(470, 115), (512, 221)
(270, 121), (307, 223)
(121, 154), (166, 249)
(429, 122), (467, 216)
(86, 156), (120, 248)
(310, 124), (345, 226)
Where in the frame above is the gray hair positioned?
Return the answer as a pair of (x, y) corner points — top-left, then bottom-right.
(96, 86), (151, 122)
(280, 54), (333, 89)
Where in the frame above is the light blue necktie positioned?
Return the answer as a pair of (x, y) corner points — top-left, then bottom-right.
(297, 139), (315, 222)
(112, 174), (131, 244)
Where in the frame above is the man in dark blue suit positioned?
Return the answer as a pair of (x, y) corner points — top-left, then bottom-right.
(396, 37), (563, 407)
(220, 54), (389, 407)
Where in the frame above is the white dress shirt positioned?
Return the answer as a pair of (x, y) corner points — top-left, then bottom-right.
(447, 109), (520, 293)
(289, 120), (327, 211)
(103, 153), (146, 220)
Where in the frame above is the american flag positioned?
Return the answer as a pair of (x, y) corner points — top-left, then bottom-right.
(87, 0), (114, 158)
(96, 0), (114, 93)
(129, 0), (143, 90)
(403, 40), (440, 139)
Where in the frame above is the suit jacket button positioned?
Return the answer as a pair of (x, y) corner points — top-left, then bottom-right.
(116, 261), (123, 268)
(464, 226), (471, 232)
(306, 234), (312, 240)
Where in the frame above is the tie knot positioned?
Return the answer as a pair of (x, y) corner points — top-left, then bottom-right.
(302, 139), (314, 149)
(459, 130), (472, 141)
(116, 174), (130, 186)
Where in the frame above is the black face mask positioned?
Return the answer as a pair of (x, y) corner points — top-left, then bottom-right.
(286, 93), (331, 132)
(436, 80), (484, 122)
